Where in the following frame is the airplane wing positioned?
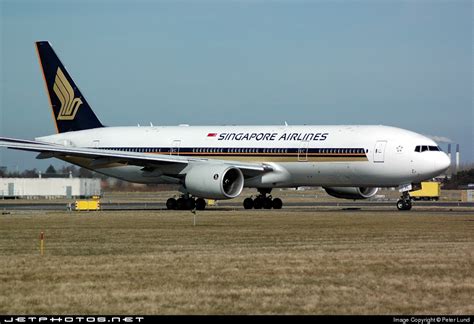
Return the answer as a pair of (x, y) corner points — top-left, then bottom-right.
(0, 137), (273, 176)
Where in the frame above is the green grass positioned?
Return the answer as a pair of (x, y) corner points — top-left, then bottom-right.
(0, 209), (473, 314)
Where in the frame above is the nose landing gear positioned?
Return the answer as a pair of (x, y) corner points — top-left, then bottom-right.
(397, 191), (412, 211)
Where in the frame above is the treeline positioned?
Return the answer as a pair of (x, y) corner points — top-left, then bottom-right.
(443, 167), (474, 189)
(0, 164), (97, 178)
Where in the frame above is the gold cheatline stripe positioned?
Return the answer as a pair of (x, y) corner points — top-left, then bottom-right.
(63, 153), (368, 169)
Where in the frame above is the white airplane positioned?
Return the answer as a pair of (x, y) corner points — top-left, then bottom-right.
(0, 41), (450, 211)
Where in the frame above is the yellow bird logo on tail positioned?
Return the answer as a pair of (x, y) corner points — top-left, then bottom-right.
(53, 67), (83, 120)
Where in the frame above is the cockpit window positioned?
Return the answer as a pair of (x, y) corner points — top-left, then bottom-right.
(415, 145), (441, 152)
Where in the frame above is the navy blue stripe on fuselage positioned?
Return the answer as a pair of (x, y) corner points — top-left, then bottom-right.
(95, 147), (368, 158)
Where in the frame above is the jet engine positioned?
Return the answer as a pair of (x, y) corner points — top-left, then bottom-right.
(323, 187), (378, 200)
(185, 164), (244, 199)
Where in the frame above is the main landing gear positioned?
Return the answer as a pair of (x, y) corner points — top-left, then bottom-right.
(396, 191), (412, 211)
(243, 188), (283, 210)
(166, 196), (206, 210)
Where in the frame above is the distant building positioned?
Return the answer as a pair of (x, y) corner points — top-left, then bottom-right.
(0, 177), (101, 199)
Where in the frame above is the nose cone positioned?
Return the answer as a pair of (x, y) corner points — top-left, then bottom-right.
(435, 152), (451, 174)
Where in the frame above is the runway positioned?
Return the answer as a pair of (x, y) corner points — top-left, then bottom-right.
(1, 200), (473, 211)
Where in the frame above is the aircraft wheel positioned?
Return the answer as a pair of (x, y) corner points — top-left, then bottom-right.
(405, 200), (412, 210)
(397, 199), (412, 211)
(176, 197), (187, 210)
(185, 198), (196, 210)
(272, 198), (283, 209)
(253, 197), (263, 209)
(263, 197), (273, 209)
(196, 198), (206, 210)
(243, 198), (254, 209)
(166, 198), (177, 210)
(396, 199), (404, 210)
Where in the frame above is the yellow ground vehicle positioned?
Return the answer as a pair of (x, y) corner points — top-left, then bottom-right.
(75, 200), (101, 211)
(410, 182), (440, 201)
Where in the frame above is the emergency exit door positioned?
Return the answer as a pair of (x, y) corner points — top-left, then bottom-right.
(170, 140), (181, 155)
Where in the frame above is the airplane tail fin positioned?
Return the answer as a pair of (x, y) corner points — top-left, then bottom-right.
(35, 41), (104, 133)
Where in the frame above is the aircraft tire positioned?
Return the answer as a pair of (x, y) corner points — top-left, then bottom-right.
(186, 198), (196, 210)
(196, 198), (206, 210)
(263, 198), (273, 209)
(397, 199), (412, 211)
(253, 197), (263, 209)
(405, 200), (412, 210)
(243, 198), (254, 209)
(166, 198), (177, 210)
(396, 200), (404, 210)
(177, 197), (187, 210)
(272, 198), (283, 209)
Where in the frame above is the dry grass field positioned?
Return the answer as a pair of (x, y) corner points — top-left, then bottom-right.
(0, 208), (473, 314)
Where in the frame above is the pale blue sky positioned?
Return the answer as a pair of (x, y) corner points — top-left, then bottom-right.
(1, 0), (472, 171)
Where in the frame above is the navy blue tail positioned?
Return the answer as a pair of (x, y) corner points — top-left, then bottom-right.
(35, 41), (104, 133)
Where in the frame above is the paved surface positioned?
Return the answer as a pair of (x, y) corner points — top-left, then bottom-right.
(1, 200), (473, 211)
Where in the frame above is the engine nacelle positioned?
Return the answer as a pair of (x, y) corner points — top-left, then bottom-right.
(185, 164), (244, 199)
(323, 187), (378, 200)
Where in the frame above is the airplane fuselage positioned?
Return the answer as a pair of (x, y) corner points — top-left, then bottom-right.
(36, 124), (450, 188)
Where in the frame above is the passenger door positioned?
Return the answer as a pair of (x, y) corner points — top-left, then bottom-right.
(373, 141), (387, 163)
